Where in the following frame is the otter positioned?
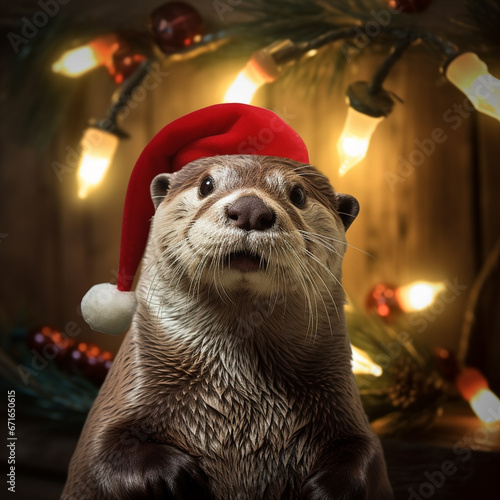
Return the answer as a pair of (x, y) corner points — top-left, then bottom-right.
(62, 155), (393, 499)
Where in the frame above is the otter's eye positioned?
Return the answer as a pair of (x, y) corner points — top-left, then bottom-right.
(199, 176), (215, 197)
(290, 186), (306, 208)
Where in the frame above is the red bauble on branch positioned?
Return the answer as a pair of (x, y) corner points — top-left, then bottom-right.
(387, 0), (433, 13)
(68, 341), (115, 386)
(109, 41), (147, 85)
(149, 1), (204, 54)
(365, 283), (402, 320)
(28, 326), (75, 359)
(26, 326), (114, 385)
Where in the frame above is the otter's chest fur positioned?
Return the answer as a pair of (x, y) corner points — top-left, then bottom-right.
(138, 334), (330, 499)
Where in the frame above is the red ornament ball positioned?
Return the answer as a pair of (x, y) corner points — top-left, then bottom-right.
(110, 44), (146, 85)
(27, 326), (75, 358)
(67, 342), (114, 385)
(149, 2), (204, 54)
(365, 283), (402, 320)
(27, 326), (54, 353)
(26, 327), (114, 384)
(387, 0), (433, 13)
(68, 342), (93, 373)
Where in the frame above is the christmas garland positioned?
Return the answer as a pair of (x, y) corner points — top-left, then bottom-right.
(5, 0), (500, 147)
(347, 304), (447, 435)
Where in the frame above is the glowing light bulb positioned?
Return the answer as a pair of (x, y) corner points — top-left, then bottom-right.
(351, 345), (383, 377)
(470, 389), (500, 424)
(77, 128), (119, 199)
(456, 367), (500, 424)
(52, 46), (100, 77)
(224, 45), (283, 104)
(337, 108), (383, 176)
(224, 58), (277, 104)
(446, 52), (500, 122)
(395, 281), (445, 312)
(52, 35), (119, 77)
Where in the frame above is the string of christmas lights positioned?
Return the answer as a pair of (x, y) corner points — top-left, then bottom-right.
(47, 1), (500, 197)
(221, 28), (476, 177)
(75, 60), (153, 199)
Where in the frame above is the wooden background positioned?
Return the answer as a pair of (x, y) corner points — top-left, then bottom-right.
(1, 0), (499, 390)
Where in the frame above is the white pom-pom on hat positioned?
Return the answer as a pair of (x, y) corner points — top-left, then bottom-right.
(81, 283), (137, 335)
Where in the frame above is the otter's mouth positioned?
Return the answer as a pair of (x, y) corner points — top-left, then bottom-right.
(225, 251), (265, 273)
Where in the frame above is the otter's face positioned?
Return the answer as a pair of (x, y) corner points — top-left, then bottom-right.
(149, 155), (358, 301)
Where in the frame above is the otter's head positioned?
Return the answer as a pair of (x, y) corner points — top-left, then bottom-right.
(148, 155), (358, 306)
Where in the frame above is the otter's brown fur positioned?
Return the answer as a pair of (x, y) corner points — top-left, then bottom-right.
(62, 156), (393, 499)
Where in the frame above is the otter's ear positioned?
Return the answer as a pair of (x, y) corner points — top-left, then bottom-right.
(151, 173), (173, 209)
(337, 193), (359, 231)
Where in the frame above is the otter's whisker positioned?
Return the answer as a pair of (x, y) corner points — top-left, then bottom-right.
(211, 241), (234, 305)
(298, 231), (344, 259)
(301, 246), (345, 301)
(282, 240), (319, 340)
(148, 241), (189, 300)
(271, 246), (288, 320)
(190, 252), (210, 300)
(300, 230), (372, 257)
(299, 247), (340, 326)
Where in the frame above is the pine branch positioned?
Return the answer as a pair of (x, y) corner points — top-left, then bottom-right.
(346, 302), (448, 435)
(464, 0), (500, 47)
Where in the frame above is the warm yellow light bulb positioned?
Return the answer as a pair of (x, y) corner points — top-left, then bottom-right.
(52, 46), (99, 77)
(224, 56), (278, 104)
(52, 35), (119, 78)
(396, 281), (445, 312)
(77, 128), (119, 199)
(351, 345), (383, 377)
(337, 108), (383, 176)
(446, 52), (500, 122)
(469, 389), (500, 424)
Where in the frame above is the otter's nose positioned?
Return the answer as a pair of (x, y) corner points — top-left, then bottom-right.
(227, 196), (275, 231)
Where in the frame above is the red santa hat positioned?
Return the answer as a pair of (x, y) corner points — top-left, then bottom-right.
(81, 103), (309, 334)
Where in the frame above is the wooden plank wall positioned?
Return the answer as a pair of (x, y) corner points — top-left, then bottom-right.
(1, 46), (499, 388)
